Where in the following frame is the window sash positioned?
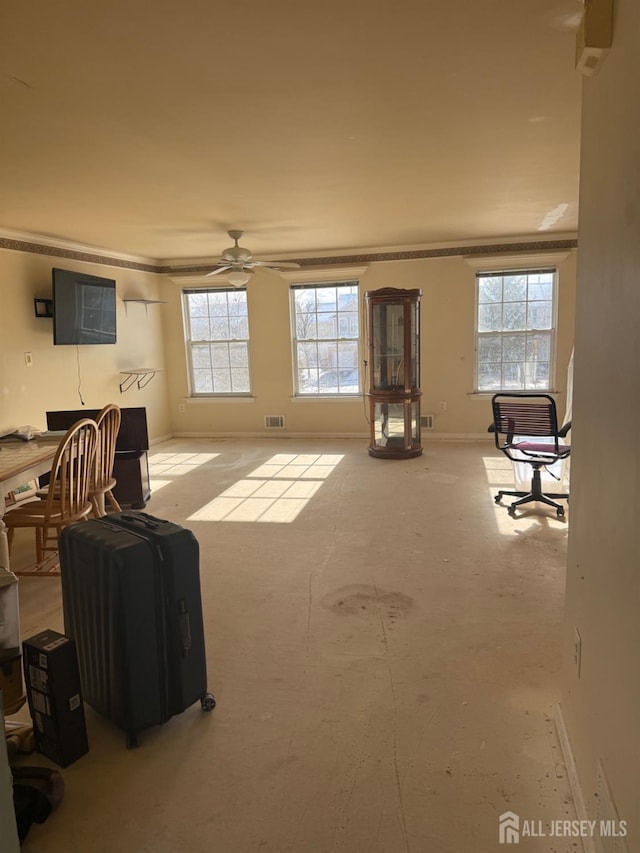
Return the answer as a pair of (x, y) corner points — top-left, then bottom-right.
(184, 288), (251, 396)
(291, 282), (361, 395)
(475, 269), (557, 393)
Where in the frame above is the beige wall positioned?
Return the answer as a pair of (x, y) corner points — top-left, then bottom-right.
(0, 244), (577, 442)
(561, 0), (640, 847)
(0, 249), (172, 440)
(161, 250), (577, 438)
(160, 267), (369, 437)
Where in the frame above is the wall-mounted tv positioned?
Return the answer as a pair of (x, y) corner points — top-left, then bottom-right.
(52, 267), (117, 345)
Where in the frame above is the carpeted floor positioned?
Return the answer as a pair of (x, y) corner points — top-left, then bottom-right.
(9, 437), (576, 852)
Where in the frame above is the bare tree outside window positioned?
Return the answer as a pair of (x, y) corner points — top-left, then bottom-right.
(475, 269), (556, 392)
(291, 282), (360, 395)
(184, 288), (251, 395)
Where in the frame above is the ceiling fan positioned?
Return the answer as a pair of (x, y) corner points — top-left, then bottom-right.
(205, 230), (300, 285)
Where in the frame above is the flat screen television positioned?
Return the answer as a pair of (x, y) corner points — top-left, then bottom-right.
(52, 267), (117, 345)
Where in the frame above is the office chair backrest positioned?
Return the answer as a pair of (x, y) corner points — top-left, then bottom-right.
(491, 394), (558, 441)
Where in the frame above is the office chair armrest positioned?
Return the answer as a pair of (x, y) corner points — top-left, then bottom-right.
(488, 424), (496, 433)
(558, 420), (572, 438)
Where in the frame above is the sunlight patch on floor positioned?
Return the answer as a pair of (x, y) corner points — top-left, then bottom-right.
(148, 452), (220, 477)
(188, 453), (343, 523)
(247, 453), (344, 481)
(482, 456), (516, 486)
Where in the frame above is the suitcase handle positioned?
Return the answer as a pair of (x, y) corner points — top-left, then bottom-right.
(178, 599), (192, 657)
(98, 521), (127, 533)
(120, 512), (168, 529)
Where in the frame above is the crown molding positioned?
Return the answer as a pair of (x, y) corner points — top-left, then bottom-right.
(162, 239), (577, 276)
(0, 228), (159, 271)
(272, 232), (579, 261)
(0, 226), (578, 275)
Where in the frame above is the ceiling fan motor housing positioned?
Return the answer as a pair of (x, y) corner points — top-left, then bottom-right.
(222, 230), (252, 265)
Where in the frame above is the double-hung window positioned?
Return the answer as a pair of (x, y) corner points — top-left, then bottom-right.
(475, 268), (557, 392)
(291, 281), (360, 395)
(183, 287), (251, 395)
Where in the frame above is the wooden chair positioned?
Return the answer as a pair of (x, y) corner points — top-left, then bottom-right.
(5, 418), (99, 567)
(90, 403), (122, 517)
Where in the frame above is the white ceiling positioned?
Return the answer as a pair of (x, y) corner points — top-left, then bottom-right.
(0, 1), (583, 265)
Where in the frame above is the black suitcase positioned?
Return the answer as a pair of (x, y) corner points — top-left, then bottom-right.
(59, 512), (215, 748)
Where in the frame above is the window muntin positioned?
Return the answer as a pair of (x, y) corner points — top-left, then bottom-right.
(184, 288), (251, 395)
(291, 282), (360, 395)
(475, 269), (556, 392)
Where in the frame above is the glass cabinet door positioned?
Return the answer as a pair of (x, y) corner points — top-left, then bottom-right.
(371, 303), (405, 391)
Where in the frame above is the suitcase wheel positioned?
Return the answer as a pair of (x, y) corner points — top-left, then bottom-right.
(201, 693), (216, 712)
(126, 731), (141, 749)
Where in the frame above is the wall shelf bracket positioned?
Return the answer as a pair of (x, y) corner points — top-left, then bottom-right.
(122, 298), (167, 317)
(119, 368), (161, 393)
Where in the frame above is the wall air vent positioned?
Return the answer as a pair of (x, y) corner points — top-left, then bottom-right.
(420, 415), (434, 430)
(264, 415), (285, 430)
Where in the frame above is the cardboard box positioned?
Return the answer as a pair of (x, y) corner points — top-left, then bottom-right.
(23, 629), (89, 767)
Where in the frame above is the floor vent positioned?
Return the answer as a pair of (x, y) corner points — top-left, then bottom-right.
(264, 415), (285, 429)
(421, 414), (434, 429)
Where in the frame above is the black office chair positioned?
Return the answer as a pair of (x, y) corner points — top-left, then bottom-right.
(490, 393), (572, 518)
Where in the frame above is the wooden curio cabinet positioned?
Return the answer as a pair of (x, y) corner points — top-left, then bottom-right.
(365, 288), (422, 459)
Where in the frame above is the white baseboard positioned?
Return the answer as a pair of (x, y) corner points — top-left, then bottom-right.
(423, 432), (492, 441)
(170, 431), (368, 440)
(556, 703), (594, 853)
(149, 433), (173, 446)
(157, 431), (493, 442)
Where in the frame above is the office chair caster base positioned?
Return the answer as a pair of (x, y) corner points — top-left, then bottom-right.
(506, 496), (567, 518)
(495, 489), (527, 506)
(495, 479), (569, 519)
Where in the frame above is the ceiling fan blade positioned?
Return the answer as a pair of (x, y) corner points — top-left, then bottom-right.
(205, 265), (232, 277)
(250, 260), (301, 269)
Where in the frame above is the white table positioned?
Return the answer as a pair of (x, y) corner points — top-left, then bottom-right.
(0, 438), (59, 574)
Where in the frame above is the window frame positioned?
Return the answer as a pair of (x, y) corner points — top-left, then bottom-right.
(289, 279), (362, 398)
(182, 286), (252, 398)
(474, 266), (559, 394)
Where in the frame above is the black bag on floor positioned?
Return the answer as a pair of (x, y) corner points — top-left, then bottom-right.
(12, 765), (64, 841)
(59, 512), (215, 748)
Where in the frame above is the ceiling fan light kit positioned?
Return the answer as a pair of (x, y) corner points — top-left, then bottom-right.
(205, 230), (300, 281)
(227, 269), (253, 287)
